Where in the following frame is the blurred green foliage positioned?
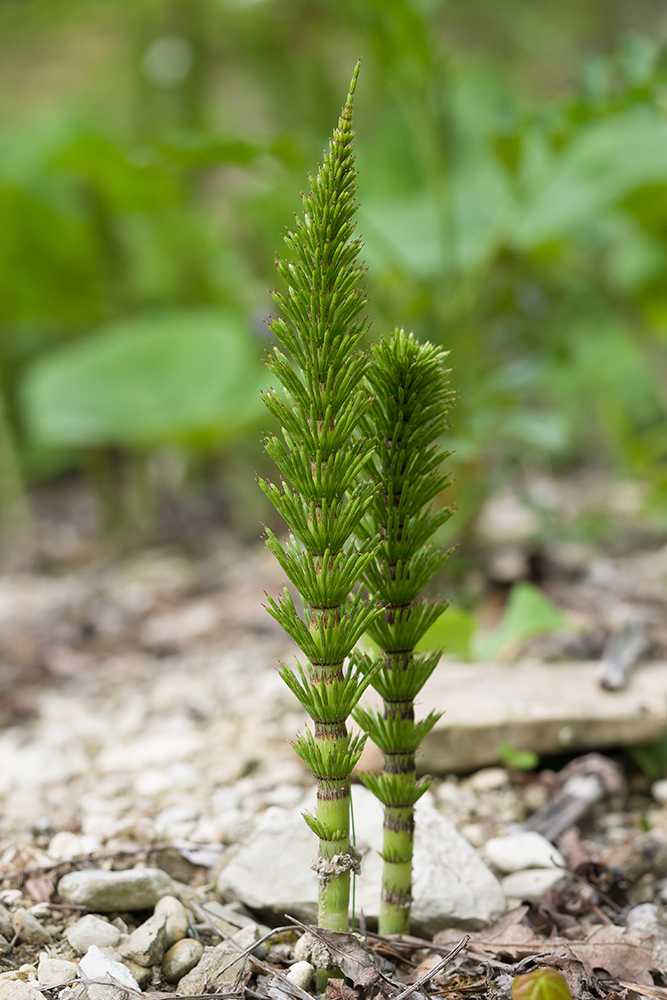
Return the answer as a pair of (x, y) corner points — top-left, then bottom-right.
(2, 0), (667, 543)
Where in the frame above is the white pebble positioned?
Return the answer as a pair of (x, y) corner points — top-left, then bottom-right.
(485, 832), (564, 874)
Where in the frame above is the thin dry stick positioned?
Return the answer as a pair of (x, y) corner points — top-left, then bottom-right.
(389, 936), (470, 1000)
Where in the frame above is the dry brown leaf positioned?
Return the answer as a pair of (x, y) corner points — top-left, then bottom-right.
(25, 874), (54, 902)
(325, 981), (359, 1000)
(565, 924), (656, 985)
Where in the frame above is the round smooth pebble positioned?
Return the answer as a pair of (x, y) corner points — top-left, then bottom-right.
(466, 768), (510, 792)
(501, 868), (566, 900)
(11, 910), (50, 945)
(67, 915), (121, 955)
(154, 895), (189, 949)
(652, 780), (667, 805)
(286, 962), (314, 991)
(484, 832), (564, 874)
(37, 956), (78, 987)
(161, 938), (204, 983)
(57, 867), (172, 911)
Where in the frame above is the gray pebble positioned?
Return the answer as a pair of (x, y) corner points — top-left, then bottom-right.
(162, 939), (204, 983)
(119, 912), (167, 967)
(154, 896), (189, 949)
(58, 868), (172, 912)
(12, 909), (50, 946)
(67, 915), (121, 956)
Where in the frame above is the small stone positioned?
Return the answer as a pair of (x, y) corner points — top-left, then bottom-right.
(176, 924), (261, 994)
(466, 768), (510, 793)
(17, 968), (37, 984)
(523, 783), (549, 814)
(652, 780), (667, 805)
(286, 962), (314, 991)
(501, 868), (566, 900)
(67, 916), (121, 955)
(47, 832), (85, 862)
(626, 903), (666, 935)
(460, 824), (487, 848)
(120, 960), (151, 991)
(0, 905), (12, 940)
(485, 833), (565, 874)
(78, 946), (140, 1000)
(58, 868), (172, 912)
(154, 896), (189, 949)
(12, 910), (50, 945)
(162, 939), (204, 983)
(0, 936), (9, 956)
(37, 957), (78, 987)
(119, 912), (167, 967)
(0, 981), (41, 1000)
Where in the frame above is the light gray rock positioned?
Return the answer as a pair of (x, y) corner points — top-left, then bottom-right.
(484, 832), (565, 874)
(0, 981), (41, 1000)
(176, 924), (261, 994)
(652, 780), (667, 805)
(217, 786), (505, 935)
(58, 868), (172, 912)
(0, 936), (9, 957)
(286, 962), (314, 991)
(12, 910), (50, 946)
(501, 867), (566, 900)
(37, 957), (78, 987)
(78, 946), (140, 1000)
(0, 905), (12, 940)
(154, 896), (189, 949)
(119, 912), (166, 967)
(67, 916), (121, 956)
(162, 939), (204, 983)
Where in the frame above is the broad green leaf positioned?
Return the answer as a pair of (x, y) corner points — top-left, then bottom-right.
(416, 606), (476, 660)
(514, 112), (667, 247)
(21, 308), (267, 447)
(512, 969), (572, 1000)
(474, 581), (565, 661)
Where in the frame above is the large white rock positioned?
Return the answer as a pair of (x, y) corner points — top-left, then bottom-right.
(217, 786), (505, 935)
(484, 832), (565, 874)
(58, 867), (172, 911)
(78, 945), (140, 1000)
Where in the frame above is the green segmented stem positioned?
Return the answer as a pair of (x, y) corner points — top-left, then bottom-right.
(262, 61), (381, 938)
(354, 329), (455, 935)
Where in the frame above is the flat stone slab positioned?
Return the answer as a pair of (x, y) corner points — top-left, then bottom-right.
(408, 660), (667, 773)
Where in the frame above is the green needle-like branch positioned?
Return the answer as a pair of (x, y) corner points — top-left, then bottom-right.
(354, 328), (455, 935)
(262, 62), (381, 937)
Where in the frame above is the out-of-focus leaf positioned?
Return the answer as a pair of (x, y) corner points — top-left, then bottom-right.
(416, 606), (476, 660)
(515, 112), (667, 247)
(474, 581), (565, 661)
(21, 308), (267, 447)
(629, 729), (667, 779)
(156, 133), (265, 167)
(512, 969), (573, 1000)
(497, 742), (539, 771)
(360, 193), (443, 280)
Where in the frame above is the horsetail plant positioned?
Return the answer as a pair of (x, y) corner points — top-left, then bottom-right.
(260, 62), (381, 936)
(354, 329), (455, 935)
